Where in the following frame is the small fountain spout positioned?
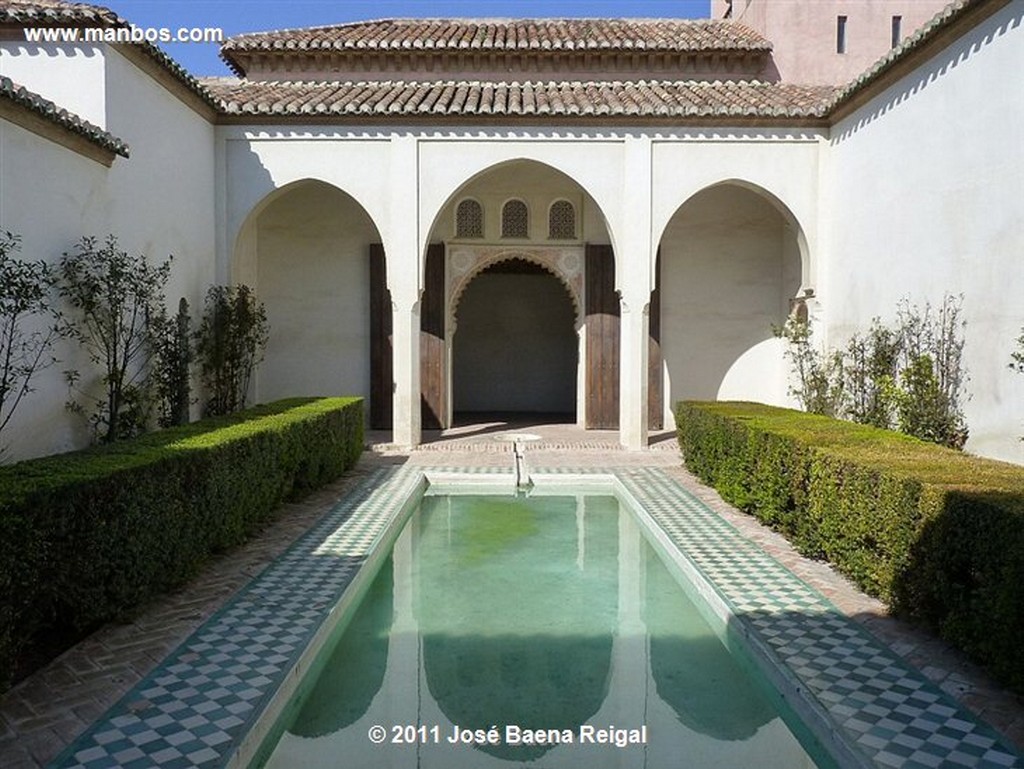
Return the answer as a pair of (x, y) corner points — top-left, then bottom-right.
(496, 433), (541, 490)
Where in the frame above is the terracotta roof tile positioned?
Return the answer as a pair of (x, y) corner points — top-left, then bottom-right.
(0, 74), (129, 156)
(0, 0), (219, 110)
(0, 0), (120, 25)
(222, 17), (771, 56)
(204, 77), (834, 121)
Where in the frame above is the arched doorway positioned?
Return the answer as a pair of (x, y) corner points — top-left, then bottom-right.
(656, 181), (806, 425)
(232, 179), (383, 410)
(452, 257), (578, 423)
(421, 158), (615, 431)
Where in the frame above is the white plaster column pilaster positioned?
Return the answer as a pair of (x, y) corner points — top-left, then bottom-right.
(388, 135), (422, 448)
(618, 136), (654, 450)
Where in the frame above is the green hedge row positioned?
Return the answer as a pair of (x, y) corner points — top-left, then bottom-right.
(0, 397), (363, 690)
(676, 400), (1024, 693)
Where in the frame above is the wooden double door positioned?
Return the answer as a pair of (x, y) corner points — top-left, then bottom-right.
(369, 243), (662, 431)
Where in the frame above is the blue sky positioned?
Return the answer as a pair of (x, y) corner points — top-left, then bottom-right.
(99, 1), (712, 76)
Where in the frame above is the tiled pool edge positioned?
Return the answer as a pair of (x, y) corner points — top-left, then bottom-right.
(48, 464), (1022, 769)
(48, 465), (426, 769)
(614, 468), (1022, 769)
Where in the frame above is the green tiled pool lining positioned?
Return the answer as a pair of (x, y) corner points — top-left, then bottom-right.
(49, 467), (1022, 769)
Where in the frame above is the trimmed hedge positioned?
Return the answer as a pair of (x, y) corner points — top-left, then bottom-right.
(0, 397), (363, 690)
(676, 400), (1024, 693)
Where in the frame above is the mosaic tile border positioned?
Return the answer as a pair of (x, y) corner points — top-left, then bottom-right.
(49, 464), (1021, 769)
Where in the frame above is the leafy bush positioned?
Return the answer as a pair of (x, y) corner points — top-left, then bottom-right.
(58, 235), (171, 443)
(0, 232), (61, 460)
(775, 294), (969, 449)
(676, 400), (1024, 692)
(154, 297), (193, 428)
(195, 285), (268, 417)
(0, 397), (363, 691)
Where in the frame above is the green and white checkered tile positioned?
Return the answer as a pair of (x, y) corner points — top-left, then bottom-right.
(49, 465), (424, 769)
(617, 467), (1021, 769)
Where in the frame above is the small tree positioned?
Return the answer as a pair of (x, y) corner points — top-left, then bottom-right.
(842, 320), (899, 429)
(893, 295), (969, 449)
(773, 317), (844, 417)
(777, 294), (969, 449)
(154, 297), (192, 428)
(59, 235), (171, 443)
(0, 232), (61, 459)
(195, 285), (268, 416)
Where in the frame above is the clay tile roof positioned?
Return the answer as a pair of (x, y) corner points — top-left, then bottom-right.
(0, 0), (121, 25)
(0, 0), (220, 110)
(0, 74), (129, 156)
(220, 18), (771, 73)
(204, 77), (834, 121)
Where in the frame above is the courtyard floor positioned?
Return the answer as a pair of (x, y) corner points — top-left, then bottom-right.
(0, 421), (1021, 768)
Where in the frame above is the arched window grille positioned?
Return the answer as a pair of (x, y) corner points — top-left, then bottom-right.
(501, 199), (529, 238)
(456, 199), (484, 238)
(548, 200), (576, 239)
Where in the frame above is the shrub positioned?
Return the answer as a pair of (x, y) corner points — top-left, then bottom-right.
(676, 400), (1024, 692)
(58, 236), (172, 443)
(775, 294), (969, 449)
(154, 297), (193, 428)
(195, 285), (268, 417)
(0, 397), (363, 691)
(0, 232), (61, 460)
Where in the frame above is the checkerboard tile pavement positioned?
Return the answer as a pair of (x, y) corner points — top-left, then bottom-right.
(49, 465), (423, 769)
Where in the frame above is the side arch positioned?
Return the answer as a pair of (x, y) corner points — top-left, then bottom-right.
(656, 180), (806, 423)
(653, 178), (813, 292)
(230, 178), (385, 410)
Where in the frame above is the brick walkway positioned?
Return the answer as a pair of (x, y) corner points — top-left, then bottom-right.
(1, 424), (1021, 767)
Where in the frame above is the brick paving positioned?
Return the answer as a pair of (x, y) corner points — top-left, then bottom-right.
(0, 422), (1020, 767)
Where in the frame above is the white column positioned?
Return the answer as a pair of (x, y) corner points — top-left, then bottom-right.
(387, 135), (422, 448)
(618, 136), (654, 450)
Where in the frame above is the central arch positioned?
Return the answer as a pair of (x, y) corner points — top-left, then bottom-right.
(420, 158), (617, 431)
(452, 257), (579, 423)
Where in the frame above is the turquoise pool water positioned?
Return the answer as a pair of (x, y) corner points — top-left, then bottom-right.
(258, 491), (826, 768)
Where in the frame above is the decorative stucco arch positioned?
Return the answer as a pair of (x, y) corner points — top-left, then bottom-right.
(418, 152), (622, 273)
(448, 247), (584, 337)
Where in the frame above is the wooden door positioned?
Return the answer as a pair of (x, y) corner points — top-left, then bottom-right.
(585, 245), (620, 429)
(369, 243), (392, 429)
(420, 243), (447, 429)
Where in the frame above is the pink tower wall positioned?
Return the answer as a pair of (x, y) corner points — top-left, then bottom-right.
(712, 0), (949, 84)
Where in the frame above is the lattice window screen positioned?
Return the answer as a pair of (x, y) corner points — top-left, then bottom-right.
(456, 199), (484, 238)
(548, 200), (576, 239)
(501, 200), (529, 238)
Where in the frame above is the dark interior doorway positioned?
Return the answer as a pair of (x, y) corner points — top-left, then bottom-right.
(453, 258), (577, 424)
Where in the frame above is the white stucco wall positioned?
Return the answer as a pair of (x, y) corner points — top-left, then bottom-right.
(0, 45), (215, 461)
(823, 1), (1024, 463)
(254, 181), (379, 407)
(0, 42), (107, 127)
